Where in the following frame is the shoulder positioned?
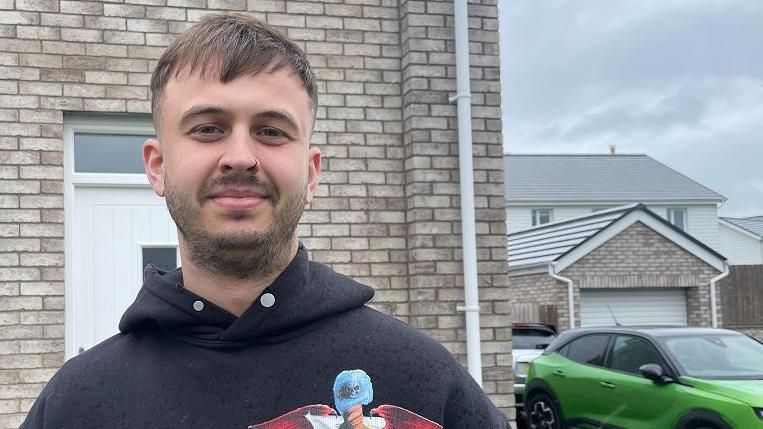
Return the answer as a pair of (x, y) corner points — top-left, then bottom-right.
(21, 333), (134, 427)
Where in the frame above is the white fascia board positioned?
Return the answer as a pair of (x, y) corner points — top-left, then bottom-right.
(555, 211), (726, 272)
(719, 219), (763, 241)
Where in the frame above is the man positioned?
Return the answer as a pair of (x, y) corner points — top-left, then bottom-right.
(21, 14), (509, 429)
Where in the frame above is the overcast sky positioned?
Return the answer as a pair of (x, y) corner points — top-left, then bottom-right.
(499, 0), (763, 216)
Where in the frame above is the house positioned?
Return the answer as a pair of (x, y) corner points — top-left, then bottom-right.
(504, 154), (729, 330)
(719, 216), (763, 265)
(505, 154), (726, 250)
(0, 3), (510, 425)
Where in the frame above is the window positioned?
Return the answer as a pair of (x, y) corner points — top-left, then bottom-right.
(563, 334), (610, 366)
(74, 133), (154, 174)
(532, 209), (553, 226)
(609, 335), (666, 376)
(667, 208), (687, 231)
(142, 246), (178, 273)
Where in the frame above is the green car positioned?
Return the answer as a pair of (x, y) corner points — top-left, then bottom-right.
(524, 327), (763, 429)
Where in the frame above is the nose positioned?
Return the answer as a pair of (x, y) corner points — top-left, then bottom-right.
(218, 129), (258, 173)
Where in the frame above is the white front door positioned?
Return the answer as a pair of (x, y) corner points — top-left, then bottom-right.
(71, 186), (178, 356)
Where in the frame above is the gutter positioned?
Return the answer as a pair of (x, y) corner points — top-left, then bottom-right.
(451, 0), (482, 386)
(549, 262), (575, 329)
(709, 262), (730, 328)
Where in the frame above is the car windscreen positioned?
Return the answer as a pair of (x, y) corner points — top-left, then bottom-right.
(512, 328), (556, 350)
(659, 334), (763, 380)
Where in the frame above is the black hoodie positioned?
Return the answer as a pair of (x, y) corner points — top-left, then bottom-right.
(21, 246), (509, 428)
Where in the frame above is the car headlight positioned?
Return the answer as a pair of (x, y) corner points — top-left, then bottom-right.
(755, 408), (763, 420)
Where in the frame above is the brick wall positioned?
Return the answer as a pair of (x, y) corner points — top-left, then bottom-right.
(0, 0), (510, 426)
(508, 272), (568, 330)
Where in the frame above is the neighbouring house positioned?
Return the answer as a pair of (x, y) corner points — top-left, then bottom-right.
(505, 154), (726, 250)
(504, 154), (730, 330)
(507, 204), (726, 330)
(719, 216), (763, 265)
(0, 3), (511, 426)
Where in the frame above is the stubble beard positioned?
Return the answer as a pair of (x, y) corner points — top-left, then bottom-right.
(164, 174), (306, 279)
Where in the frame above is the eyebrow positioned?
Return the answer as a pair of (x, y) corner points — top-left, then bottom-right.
(178, 105), (301, 134)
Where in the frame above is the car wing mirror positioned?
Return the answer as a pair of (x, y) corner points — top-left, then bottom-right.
(639, 363), (672, 384)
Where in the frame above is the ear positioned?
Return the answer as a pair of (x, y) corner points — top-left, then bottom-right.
(305, 146), (321, 204)
(143, 138), (165, 197)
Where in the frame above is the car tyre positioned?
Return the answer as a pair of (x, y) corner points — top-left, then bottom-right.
(526, 391), (565, 429)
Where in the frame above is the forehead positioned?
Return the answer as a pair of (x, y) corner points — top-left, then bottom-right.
(159, 68), (313, 130)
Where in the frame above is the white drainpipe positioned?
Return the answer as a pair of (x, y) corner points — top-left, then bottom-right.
(451, 0), (482, 386)
(549, 262), (575, 329)
(709, 262), (730, 328)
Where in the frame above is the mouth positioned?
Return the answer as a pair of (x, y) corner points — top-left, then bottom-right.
(206, 188), (270, 212)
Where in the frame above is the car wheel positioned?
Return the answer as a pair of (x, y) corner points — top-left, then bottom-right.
(526, 392), (564, 429)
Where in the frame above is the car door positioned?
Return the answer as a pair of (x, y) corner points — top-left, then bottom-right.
(599, 334), (681, 428)
(551, 334), (615, 425)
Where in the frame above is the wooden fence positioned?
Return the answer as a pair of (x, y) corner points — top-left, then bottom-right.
(510, 303), (558, 327)
(721, 264), (763, 327)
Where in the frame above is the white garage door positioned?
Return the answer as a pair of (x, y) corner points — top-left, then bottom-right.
(580, 288), (688, 327)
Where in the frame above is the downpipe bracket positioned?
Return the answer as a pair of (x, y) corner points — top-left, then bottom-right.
(457, 305), (481, 313)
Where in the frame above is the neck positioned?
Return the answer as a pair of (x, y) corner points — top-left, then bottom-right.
(177, 238), (299, 317)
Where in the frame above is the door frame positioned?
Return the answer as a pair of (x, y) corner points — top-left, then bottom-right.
(63, 114), (156, 359)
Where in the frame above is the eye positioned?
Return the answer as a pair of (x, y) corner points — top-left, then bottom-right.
(190, 124), (225, 141)
(256, 127), (288, 142)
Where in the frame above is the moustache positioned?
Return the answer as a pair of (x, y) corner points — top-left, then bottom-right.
(198, 174), (277, 201)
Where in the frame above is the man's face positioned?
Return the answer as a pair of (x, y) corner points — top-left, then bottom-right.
(143, 67), (321, 278)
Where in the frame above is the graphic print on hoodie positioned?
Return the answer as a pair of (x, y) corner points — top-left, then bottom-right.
(21, 246), (509, 429)
(252, 369), (442, 429)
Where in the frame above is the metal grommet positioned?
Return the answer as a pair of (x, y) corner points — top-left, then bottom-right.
(193, 300), (204, 312)
(260, 293), (275, 308)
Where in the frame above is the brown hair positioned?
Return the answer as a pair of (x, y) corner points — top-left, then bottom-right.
(150, 13), (317, 130)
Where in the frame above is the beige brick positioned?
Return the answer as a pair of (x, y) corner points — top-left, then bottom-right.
(61, 27), (102, 42)
(0, 66), (40, 80)
(20, 223), (62, 238)
(15, 25), (60, 40)
(40, 13), (83, 27)
(103, 30), (145, 44)
(104, 4), (146, 18)
(208, 0), (246, 10)
(84, 70), (127, 84)
(19, 282), (62, 296)
(60, 1), (103, 15)
(145, 6), (185, 20)
(0, 11), (39, 25)
(84, 15), (126, 30)
(83, 98), (126, 111)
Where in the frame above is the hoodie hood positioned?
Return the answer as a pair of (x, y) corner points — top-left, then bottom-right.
(119, 245), (374, 348)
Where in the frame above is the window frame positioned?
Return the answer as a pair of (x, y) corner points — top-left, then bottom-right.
(531, 208), (554, 226)
(667, 207), (688, 231)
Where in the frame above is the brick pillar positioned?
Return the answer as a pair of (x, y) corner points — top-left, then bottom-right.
(398, 0), (512, 415)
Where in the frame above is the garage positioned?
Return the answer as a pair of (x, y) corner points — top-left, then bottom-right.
(580, 288), (688, 327)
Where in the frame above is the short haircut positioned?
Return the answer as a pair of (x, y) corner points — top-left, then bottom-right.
(150, 13), (317, 131)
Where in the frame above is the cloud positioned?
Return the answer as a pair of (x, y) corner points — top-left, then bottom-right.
(501, 0), (763, 215)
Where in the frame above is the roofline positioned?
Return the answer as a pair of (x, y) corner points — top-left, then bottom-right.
(644, 154), (726, 202)
(503, 153), (727, 203)
(719, 218), (763, 240)
(507, 203), (639, 238)
(552, 204), (726, 271)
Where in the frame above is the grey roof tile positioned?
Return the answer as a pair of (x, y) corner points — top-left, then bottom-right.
(505, 154), (725, 203)
(721, 217), (763, 238)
